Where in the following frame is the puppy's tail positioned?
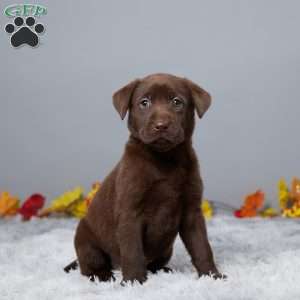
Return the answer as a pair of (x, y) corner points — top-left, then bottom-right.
(64, 259), (78, 273)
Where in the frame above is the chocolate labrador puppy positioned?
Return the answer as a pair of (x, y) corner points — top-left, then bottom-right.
(66, 73), (223, 284)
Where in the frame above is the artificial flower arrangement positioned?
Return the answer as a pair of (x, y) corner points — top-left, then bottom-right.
(232, 177), (300, 218)
(0, 182), (101, 221)
(1, 178), (299, 221)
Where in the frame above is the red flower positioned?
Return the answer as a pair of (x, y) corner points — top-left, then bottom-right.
(234, 209), (242, 218)
(19, 194), (45, 221)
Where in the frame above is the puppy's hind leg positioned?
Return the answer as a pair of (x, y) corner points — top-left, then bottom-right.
(64, 259), (78, 273)
(75, 219), (115, 282)
(147, 249), (173, 274)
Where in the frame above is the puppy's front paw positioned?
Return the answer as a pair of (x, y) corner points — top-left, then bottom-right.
(148, 265), (173, 274)
(89, 270), (116, 282)
(161, 266), (174, 274)
(121, 270), (148, 285)
(198, 268), (227, 280)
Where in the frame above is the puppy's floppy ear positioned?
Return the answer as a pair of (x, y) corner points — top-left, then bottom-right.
(185, 79), (212, 118)
(113, 79), (140, 120)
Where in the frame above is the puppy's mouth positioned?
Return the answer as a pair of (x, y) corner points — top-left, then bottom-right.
(149, 138), (175, 151)
(139, 128), (184, 152)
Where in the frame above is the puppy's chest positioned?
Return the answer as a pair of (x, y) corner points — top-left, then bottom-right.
(143, 165), (187, 217)
(141, 168), (186, 250)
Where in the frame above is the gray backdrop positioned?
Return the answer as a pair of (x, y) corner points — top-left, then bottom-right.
(0, 0), (299, 207)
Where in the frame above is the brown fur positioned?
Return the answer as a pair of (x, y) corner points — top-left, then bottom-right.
(73, 73), (223, 284)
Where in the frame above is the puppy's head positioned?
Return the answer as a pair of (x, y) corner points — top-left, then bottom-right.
(113, 73), (211, 152)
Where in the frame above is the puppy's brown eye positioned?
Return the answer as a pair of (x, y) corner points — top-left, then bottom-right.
(139, 98), (151, 109)
(172, 97), (184, 109)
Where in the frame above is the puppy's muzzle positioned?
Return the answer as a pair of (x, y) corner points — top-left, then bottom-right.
(153, 120), (171, 133)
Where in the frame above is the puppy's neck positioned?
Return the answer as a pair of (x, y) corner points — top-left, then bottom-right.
(127, 134), (193, 164)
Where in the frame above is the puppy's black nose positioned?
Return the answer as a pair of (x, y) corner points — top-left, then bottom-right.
(153, 121), (169, 132)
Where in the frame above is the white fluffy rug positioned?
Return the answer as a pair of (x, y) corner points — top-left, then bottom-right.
(1, 215), (300, 300)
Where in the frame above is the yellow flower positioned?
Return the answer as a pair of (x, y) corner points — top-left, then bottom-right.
(259, 207), (278, 218)
(278, 179), (289, 210)
(39, 186), (84, 217)
(201, 199), (213, 220)
(68, 199), (88, 218)
(70, 182), (101, 218)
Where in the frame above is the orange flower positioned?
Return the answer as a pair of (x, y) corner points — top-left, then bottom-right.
(290, 177), (300, 204)
(235, 190), (264, 218)
(0, 191), (20, 217)
(85, 182), (101, 207)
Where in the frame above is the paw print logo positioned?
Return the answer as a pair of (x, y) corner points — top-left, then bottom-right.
(5, 16), (45, 48)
